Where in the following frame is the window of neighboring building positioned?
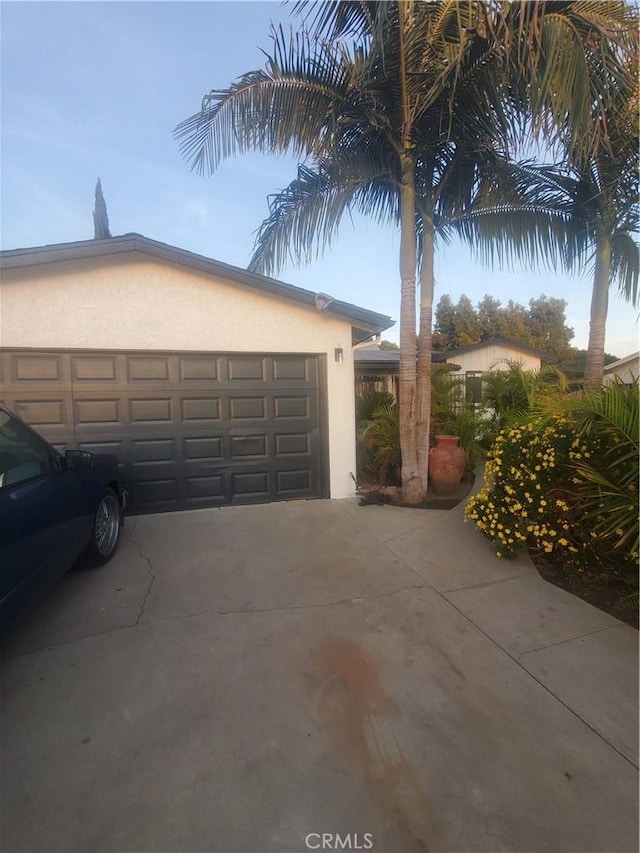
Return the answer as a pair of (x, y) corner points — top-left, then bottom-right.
(465, 371), (484, 406)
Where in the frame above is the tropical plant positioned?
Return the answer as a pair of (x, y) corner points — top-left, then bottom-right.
(481, 361), (568, 428)
(175, 0), (636, 500)
(546, 378), (639, 553)
(358, 400), (401, 485)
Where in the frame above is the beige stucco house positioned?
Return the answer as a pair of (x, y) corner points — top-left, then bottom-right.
(603, 351), (639, 385)
(437, 337), (548, 403)
(354, 336), (547, 404)
(0, 234), (392, 513)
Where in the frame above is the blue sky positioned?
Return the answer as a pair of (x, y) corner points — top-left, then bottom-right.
(1, 0), (637, 355)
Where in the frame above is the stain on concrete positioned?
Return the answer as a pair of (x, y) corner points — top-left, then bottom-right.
(310, 637), (434, 852)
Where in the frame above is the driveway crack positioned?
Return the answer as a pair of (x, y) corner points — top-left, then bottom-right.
(215, 581), (428, 616)
(129, 537), (156, 625)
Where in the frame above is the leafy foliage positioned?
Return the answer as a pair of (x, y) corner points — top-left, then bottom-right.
(465, 380), (639, 587)
(357, 399), (402, 485)
(481, 361), (568, 429)
(432, 292), (575, 359)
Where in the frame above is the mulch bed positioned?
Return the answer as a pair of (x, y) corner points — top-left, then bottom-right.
(356, 472), (475, 510)
(530, 552), (638, 630)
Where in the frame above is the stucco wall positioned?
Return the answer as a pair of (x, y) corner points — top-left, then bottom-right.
(1, 254), (358, 499)
(446, 345), (541, 374)
(604, 355), (640, 384)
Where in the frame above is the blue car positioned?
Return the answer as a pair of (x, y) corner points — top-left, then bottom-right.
(0, 405), (126, 623)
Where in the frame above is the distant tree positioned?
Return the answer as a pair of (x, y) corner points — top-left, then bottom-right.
(433, 291), (575, 360)
(558, 348), (619, 379)
(432, 295), (458, 352)
(477, 295), (505, 340)
(453, 296), (481, 346)
(379, 340), (399, 351)
(526, 295), (574, 359)
(501, 300), (530, 346)
(93, 178), (111, 239)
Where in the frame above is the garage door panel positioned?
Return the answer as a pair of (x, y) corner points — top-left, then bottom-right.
(71, 355), (118, 382)
(74, 398), (122, 426)
(179, 356), (220, 381)
(1, 349), (327, 512)
(232, 470), (269, 499)
(277, 468), (311, 494)
(129, 397), (174, 424)
(183, 436), (224, 461)
(275, 433), (310, 455)
(272, 356), (309, 380)
(10, 353), (70, 384)
(134, 478), (179, 509)
(229, 396), (267, 420)
(180, 397), (221, 423)
(126, 355), (171, 382)
(227, 356), (265, 381)
(274, 396), (311, 419)
(230, 434), (268, 458)
(185, 474), (226, 503)
(131, 438), (176, 464)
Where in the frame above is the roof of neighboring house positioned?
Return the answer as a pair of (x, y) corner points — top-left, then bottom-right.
(438, 336), (552, 362)
(353, 345), (457, 369)
(604, 351), (640, 372)
(0, 233), (394, 343)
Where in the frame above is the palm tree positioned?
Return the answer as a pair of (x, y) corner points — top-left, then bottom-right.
(175, 0), (634, 500)
(176, 2), (514, 502)
(573, 74), (638, 385)
(499, 1), (639, 385)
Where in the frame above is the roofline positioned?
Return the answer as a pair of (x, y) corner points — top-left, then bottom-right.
(354, 353), (459, 370)
(604, 351), (639, 371)
(439, 336), (553, 362)
(0, 234), (394, 338)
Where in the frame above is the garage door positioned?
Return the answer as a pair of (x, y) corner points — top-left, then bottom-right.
(0, 350), (328, 513)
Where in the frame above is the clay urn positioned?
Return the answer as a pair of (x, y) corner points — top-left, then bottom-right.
(428, 435), (466, 495)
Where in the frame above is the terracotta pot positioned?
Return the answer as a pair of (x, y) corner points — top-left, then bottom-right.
(428, 435), (466, 496)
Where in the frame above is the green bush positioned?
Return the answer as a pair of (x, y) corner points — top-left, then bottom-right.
(355, 391), (396, 480)
(358, 400), (401, 484)
(465, 380), (639, 583)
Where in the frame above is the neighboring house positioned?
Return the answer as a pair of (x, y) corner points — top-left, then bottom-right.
(354, 336), (547, 405)
(604, 351), (639, 385)
(353, 339), (452, 399)
(353, 341), (400, 398)
(437, 337), (550, 405)
(0, 234), (392, 513)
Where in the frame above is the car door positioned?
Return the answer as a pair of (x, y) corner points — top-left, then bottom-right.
(0, 410), (86, 614)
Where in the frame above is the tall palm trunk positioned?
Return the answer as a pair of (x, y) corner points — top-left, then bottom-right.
(584, 230), (612, 386)
(416, 211), (434, 490)
(398, 153), (422, 503)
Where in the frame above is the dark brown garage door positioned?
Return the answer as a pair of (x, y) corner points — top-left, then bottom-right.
(0, 350), (328, 513)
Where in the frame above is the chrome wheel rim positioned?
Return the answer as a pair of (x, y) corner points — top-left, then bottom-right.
(95, 493), (120, 556)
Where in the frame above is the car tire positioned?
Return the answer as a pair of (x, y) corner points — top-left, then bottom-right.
(86, 487), (121, 566)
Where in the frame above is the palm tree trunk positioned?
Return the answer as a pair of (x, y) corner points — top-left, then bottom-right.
(398, 153), (422, 503)
(416, 212), (434, 491)
(584, 232), (611, 386)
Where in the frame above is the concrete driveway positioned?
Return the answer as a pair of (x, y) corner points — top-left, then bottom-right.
(1, 496), (638, 853)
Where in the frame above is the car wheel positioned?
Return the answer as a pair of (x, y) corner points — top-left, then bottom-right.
(87, 487), (121, 565)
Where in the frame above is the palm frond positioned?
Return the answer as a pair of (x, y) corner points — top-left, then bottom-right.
(175, 26), (353, 174)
